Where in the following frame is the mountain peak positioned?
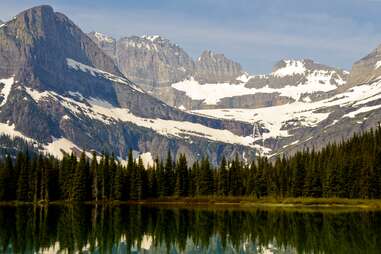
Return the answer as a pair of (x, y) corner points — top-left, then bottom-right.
(141, 35), (162, 42)
(90, 31), (115, 44)
(271, 59), (347, 78)
(272, 59), (307, 77)
(195, 50), (243, 83)
(20, 4), (54, 14)
(198, 50), (229, 62)
(16, 5), (56, 25)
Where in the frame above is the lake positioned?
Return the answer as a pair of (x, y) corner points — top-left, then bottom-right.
(0, 205), (379, 253)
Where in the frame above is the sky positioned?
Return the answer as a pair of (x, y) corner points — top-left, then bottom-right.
(1, 0), (381, 74)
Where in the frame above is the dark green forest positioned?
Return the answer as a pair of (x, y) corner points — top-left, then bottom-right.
(1, 126), (381, 202)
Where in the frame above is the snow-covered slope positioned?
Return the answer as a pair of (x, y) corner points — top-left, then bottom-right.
(171, 59), (348, 109)
(193, 77), (381, 156)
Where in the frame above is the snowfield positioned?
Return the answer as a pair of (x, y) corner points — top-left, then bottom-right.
(193, 80), (381, 144)
(171, 60), (346, 105)
(24, 87), (265, 153)
(66, 58), (145, 93)
(0, 76), (15, 107)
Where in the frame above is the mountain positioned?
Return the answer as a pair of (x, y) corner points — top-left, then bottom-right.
(193, 54), (381, 156)
(2, 5), (381, 164)
(347, 44), (381, 86)
(90, 33), (349, 110)
(84, 31), (373, 158)
(0, 5), (260, 165)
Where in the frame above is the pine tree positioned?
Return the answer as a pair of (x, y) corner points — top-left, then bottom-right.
(16, 152), (30, 201)
(113, 163), (123, 201)
(217, 157), (228, 196)
(175, 154), (188, 197)
(73, 152), (89, 201)
(164, 150), (174, 196)
(199, 157), (213, 196)
(90, 152), (99, 202)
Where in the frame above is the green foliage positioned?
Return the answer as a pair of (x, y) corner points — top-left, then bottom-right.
(1, 126), (381, 202)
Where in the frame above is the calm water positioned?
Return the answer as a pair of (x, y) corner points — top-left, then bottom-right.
(0, 205), (380, 253)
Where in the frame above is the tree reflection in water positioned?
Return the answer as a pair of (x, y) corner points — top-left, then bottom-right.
(0, 205), (379, 253)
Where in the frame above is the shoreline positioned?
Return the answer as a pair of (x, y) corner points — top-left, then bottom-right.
(1, 197), (381, 210)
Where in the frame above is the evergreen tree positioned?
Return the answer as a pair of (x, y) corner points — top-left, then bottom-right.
(90, 152), (99, 202)
(217, 157), (228, 196)
(175, 154), (188, 197)
(16, 152), (30, 201)
(73, 152), (89, 201)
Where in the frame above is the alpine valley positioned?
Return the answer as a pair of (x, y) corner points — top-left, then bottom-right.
(0, 5), (381, 165)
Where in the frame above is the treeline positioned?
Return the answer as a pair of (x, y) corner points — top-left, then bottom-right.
(1, 127), (381, 201)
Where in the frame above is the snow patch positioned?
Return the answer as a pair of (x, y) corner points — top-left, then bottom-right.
(62, 115), (70, 120)
(375, 60), (381, 69)
(142, 35), (160, 42)
(236, 73), (253, 83)
(25, 87), (53, 102)
(84, 98), (257, 147)
(43, 137), (82, 159)
(25, 89), (258, 149)
(342, 105), (381, 118)
(0, 76), (15, 107)
(172, 73), (340, 105)
(282, 140), (299, 149)
(0, 123), (35, 142)
(272, 60), (306, 77)
(93, 32), (114, 43)
(138, 152), (154, 168)
(66, 58), (145, 93)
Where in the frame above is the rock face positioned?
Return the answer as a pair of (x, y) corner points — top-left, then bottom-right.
(89, 33), (195, 90)
(347, 44), (381, 86)
(0, 5), (260, 165)
(87, 32), (116, 61)
(194, 50), (243, 84)
(90, 33), (245, 88)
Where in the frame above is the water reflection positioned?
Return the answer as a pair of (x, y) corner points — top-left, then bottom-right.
(0, 205), (379, 253)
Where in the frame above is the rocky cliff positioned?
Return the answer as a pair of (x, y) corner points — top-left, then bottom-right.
(194, 50), (243, 84)
(0, 5), (260, 164)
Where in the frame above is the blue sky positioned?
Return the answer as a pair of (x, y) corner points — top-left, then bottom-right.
(1, 0), (381, 74)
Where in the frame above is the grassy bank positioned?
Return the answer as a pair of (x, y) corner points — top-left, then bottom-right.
(2, 197), (381, 210)
(128, 197), (381, 209)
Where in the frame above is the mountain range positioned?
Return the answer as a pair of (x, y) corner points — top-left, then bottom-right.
(0, 5), (381, 165)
